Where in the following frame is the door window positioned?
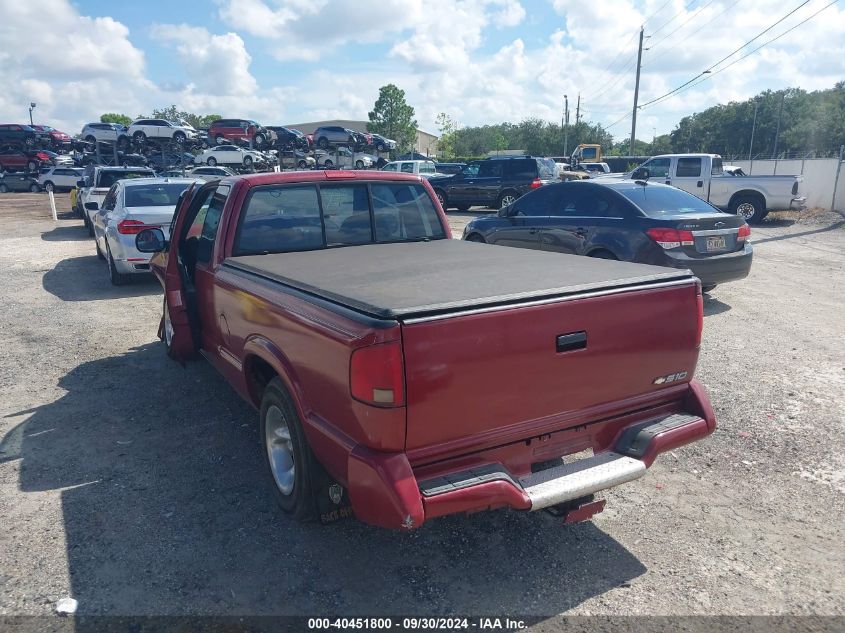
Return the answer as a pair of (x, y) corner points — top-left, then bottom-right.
(400, 162), (414, 173)
(555, 188), (613, 217)
(676, 157), (702, 177)
(516, 185), (563, 216)
(235, 185), (323, 255)
(641, 158), (670, 178)
(101, 185), (119, 211)
(477, 162), (503, 177)
(196, 185), (231, 263)
(382, 163), (398, 172)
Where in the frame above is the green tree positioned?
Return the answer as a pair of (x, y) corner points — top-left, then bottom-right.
(100, 113), (132, 126)
(435, 112), (458, 159)
(367, 84), (418, 152)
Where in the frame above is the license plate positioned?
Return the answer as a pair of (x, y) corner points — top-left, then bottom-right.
(706, 235), (726, 251)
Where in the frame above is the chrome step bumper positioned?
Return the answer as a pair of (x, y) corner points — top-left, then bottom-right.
(519, 452), (647, 510)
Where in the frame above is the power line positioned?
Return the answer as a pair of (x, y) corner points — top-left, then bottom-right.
(647, 0), (717, 53)
(639, 0), (839, 109)
(638, 0), (815, 109)
(645, 0), (740, 67)
(643, 0), (675, 26)
(587, 58), (638, 104)
(649, 0), (700, 39)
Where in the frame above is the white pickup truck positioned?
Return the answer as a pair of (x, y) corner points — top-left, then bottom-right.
(77, 166), (155, 236)
(600, 153), (806, 223)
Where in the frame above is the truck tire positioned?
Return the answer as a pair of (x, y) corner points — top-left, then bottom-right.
(260, 377), (317, 521)
(433, 189), (448, 210)
(465, 233), (486, 243)
(731, 195), (767, 223)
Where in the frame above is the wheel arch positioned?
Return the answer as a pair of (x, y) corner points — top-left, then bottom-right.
(728, 189), (766, 211)
(242, 336), (306, 415)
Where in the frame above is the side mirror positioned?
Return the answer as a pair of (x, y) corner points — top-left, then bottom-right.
(84, 201), (99, 211)
(632, 167), (650, 181)
(77, 179), (85, 188)
(135, 228), (167, 253)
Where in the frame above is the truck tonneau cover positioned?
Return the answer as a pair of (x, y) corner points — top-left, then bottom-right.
(225, 239), (693, 320)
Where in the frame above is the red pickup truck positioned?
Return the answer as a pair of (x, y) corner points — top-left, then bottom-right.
(136, 170), (715, 530)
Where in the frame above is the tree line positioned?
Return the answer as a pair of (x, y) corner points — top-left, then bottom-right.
(434, 82), (845, 160)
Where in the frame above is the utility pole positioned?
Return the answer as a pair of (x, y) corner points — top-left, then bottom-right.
(563, 94), (570, 157)
(748, 99), (760, 160)
(575, 93), (581, 124)
(630, 26), (644, 155)
(772, 92), (785, 159)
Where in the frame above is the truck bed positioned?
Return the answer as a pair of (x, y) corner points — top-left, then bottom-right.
(225, 239), (693, 320)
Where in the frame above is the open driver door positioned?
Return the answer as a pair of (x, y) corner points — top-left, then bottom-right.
(157, 181), (219, 363)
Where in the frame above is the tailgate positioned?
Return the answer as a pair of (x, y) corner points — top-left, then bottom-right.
(402, 281), (701, 453)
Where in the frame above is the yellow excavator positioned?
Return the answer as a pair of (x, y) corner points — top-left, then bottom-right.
(559, 144), (603, 181)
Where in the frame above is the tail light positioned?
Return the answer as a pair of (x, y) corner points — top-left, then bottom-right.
(645, 227), (694, 249)
(530, 178), (542, 189)
(350, 341), (405, 407)
(736, 224), (751, 241)
(695, 280), (703, 348)
(117, 219), (159, 235)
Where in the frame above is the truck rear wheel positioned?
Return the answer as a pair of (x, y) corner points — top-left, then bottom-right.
(731, 195), (767, 223)
(260, 377), (317, 521)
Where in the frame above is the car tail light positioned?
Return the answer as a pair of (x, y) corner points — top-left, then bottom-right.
(736, 223), (751, 241)
(645, 227), (694, 249)
(117, 219), (158, 235)
(695, 280), (703, 348)
(350, 341), (405, 407)
(530, 178), (542, 189)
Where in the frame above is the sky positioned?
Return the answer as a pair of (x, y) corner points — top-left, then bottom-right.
(0, 0), (843, 142)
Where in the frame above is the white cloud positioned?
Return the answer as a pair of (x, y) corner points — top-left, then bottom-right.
(0, 0), (842, 143)
(150, 24), (258, 96)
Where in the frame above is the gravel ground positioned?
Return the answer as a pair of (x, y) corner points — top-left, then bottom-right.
(0, 193), (842, 622)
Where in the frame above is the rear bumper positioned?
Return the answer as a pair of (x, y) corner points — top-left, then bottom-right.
(662, 244), (753, 286)
(790, 197), (807, 210)
(345, 380), (716, 530)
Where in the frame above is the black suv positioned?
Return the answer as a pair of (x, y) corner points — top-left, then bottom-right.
(0, 124), (42, 148)
(428, 156), (558, 210)
(267, 126), (309, 150)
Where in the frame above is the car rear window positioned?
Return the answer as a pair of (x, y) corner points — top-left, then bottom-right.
(618, 185), (718, 216)
(234, 182), (446, 255)
(125, 183), (191, 207)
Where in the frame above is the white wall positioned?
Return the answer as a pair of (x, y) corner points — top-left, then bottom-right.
(727, 158), (845, 211)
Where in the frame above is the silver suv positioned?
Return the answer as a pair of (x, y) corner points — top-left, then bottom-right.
(313, 126), (357, 149)
(81, 122), (128, 144)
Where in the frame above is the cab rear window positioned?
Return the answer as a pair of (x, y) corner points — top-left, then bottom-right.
(233, 182), (446, 256)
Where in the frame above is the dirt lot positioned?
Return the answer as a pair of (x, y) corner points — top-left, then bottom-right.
(0, 192), (843, 623)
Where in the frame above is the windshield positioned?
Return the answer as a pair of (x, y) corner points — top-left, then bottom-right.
(125, 183), (191, 207)
(618, 185), (719, 216)
(96, 170), (154, 188)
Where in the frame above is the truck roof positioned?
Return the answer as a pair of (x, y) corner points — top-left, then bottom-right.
(225, 239), (693, 320)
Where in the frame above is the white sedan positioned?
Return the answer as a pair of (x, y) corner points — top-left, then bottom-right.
(92, 177), (200, 285)
(194, 145), (265, 167)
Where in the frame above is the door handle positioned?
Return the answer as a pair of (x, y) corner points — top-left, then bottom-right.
(697, 180), (703, 187)
(575, 227), (588, 237)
